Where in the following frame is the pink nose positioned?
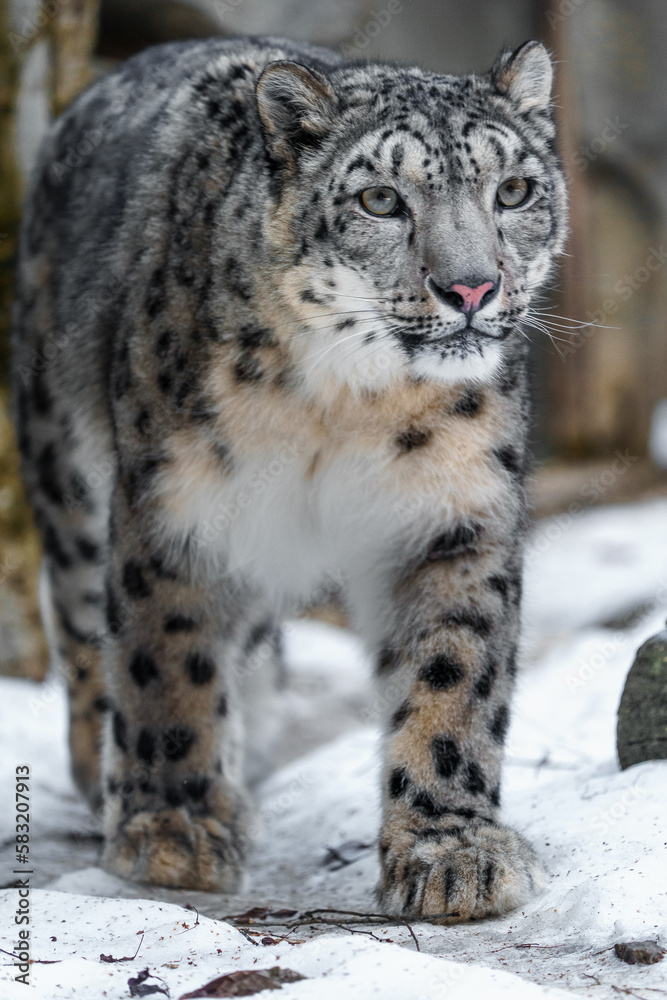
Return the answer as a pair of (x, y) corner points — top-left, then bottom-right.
(449, 280), (496, 313)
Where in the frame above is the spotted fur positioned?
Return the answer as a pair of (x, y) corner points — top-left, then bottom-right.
(12, 36), (566, 915)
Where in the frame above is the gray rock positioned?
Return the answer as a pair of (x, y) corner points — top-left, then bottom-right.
(617, 626), (667, 769)
(614, 940), (665, 965)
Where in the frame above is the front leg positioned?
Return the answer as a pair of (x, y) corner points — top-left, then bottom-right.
(100, 485), (250, 891)
(372, 505), (545, 921)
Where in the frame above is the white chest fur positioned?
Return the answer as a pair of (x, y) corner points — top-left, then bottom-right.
(154, 370), (514, 619)
(156, 434), (410, 605)
(154, 425), (507, 632)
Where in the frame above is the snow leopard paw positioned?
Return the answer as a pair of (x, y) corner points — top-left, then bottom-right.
(102, 807), (247, 892)
(378, 819), (546, 922)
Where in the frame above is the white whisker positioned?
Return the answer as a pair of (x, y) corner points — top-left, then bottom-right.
(304, 323), (379, 375)
(270, 308), (380, 334)
(317, 288), (389, 305)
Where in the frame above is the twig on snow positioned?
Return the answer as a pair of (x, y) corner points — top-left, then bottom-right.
(403, 922), (421, 952)
(612, 986), (657, 1000)
(235, 926), (261, 947)
(0, 947), (61, 965)
(100, 931), (145, 963)
(514, 943), (563, 950)
(175, 906), (201, 935)
(613, 990), (667, 997)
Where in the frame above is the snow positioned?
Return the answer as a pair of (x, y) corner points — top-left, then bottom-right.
(1, 498), (666, 999)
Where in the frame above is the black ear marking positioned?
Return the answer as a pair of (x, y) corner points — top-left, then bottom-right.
(491, 41), (553, 112)
(256, 60), (338, 163)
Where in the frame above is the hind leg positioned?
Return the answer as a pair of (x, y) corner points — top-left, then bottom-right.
(37, 482), (111, 807)
(41, 559), (108, 808)
(17, 379), (113, 808)
(45, 592), (107, 809)
(239, 619), (286, 784)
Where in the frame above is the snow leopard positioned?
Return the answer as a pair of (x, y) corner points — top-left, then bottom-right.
(12, 35), (567, 920)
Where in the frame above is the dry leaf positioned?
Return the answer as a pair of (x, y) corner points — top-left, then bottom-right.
(179, 966), (306, 998)
(128, 968), (169, 996)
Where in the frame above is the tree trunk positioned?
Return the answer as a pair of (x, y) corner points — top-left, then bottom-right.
(0, 0), (100, 679)
(49, 0), (100, 117)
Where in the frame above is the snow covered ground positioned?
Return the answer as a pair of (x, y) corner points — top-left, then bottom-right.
(1, 498), (666, 999)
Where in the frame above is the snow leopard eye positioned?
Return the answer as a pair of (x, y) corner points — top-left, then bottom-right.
(497, 177), (530, 207)
(360, 187), (399, 216)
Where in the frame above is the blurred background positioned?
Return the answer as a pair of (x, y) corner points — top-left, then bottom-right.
(1, 0), (666, 680)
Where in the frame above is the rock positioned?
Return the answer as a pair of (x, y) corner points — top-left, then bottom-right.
(614, 940), (665, 965)
(617, 627), (667, 769)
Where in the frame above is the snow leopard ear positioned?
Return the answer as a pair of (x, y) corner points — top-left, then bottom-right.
(256, 61), (338, 164)
(491, 41), (553, 112)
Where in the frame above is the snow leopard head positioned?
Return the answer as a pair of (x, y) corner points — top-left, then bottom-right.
(256, 41), (567, 391)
